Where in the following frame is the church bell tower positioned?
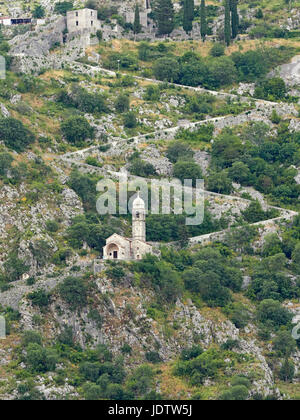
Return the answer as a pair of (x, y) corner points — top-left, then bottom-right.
(132, 191), (146, 242)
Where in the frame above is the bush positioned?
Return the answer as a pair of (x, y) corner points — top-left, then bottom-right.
(273, 331), (296, 357)
(279, 359), (295, 382)
(207, 171), (233, 195)
(0, 117), (35, 152)
(145, 351), (161, 364)
(80, 362), (101, 382)
(58, 277), (88, 310)
(61, 116), (94, 146)
(257, 299), (292, 328)
(22, 331), (42, 347)
(129, 158), (156, 177)
(210, 43), (225, 57)
(26, 343), (58, 373)
(180, 346), (203, 361)
(4, 252), (29, 282)
(54, 1), (73, 15)
(231, 376), (251, 389)
(46, 220), (60, 233)
(153, 57), (180, 82)
(115, 94), (130, 113)
(28, 290), (50, 309)
(144, 85), (161, 101)
(220, 385), (249, 400)
(123, 112), (137, 129)
(173, 160), (203, 185)
(126, 365), (155, 397)
(0, 152), (13, 177)
(166, 141), (193, 163)
(174, 348), (225, 385)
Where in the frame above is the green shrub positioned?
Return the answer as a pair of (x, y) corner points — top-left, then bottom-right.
(145, 351), (161, 364)
(58, 276), (88, 310)
(220, 385), (249, 400)
(115, 94), (130, 113)
(0, 117), (35, 152)
(61, 116), (94, 146)
(166, 141), (193, 163)
(28, 290), (50, 309)
(26, 343), (58, 373)
(46, 220), (60, 233)
(123, 112), (137, 129)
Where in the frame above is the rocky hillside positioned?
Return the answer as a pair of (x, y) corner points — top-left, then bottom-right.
(0, 0), (299, 402)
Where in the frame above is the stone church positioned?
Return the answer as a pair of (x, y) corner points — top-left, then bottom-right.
(103, 192), (154, 261)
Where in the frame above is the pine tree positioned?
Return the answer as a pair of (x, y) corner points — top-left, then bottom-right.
(155, 0), (175, 35)
(200, 0), (207, 41)
(230, 0), (239, 39)
(224, 0), (231, 46)
(133, 4), (142, 35)
(183, 0), (194, 34)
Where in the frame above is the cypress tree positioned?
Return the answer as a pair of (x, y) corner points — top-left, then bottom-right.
(224, 0), (231, 46)
(133, 4), (142, 35)
(230, 0), (239, 39)
(200, 0), (207, 41)
(183, 0), (194, 34)
(155, 0), (175, 35)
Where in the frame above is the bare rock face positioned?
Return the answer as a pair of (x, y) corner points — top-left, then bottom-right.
(272, 55), (300, 88)
(140, 145), (173, 176)
(0, 103), (10, 118)
(193, 151), (211, 176)
(10, 271), (278, 398)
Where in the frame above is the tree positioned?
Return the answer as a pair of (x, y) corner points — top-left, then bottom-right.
(228, 161), (251, 185)
(183, 0), (194, 34)
(129, 158), (156, 177)
(115, 94), (130, 113)
(133, 4), (142, 35)
(200, 0), (207, 41)
(173, 160), (203, 185)
(0, 117), (35, 153)
(183, 268), (232, 307)
(155, 0), (175, 35)
(224, 0), (231, 46)
(26, 343), (58, 373)
(61, 116), (94, 146)
(207, 171), (233, 195)
(166, 141), (193, 163)
(242, 200), (266, 223)
(257, 299), (292, 328)
(206, 57), (238, 89)
(279, 358), (295, 382)
(28, 289), (50, 309)
(273, 331), (296, 357)
(292, 242), (300, 269)
(123, 112), (137, 129)
(54, 1), (73, 16)
(33, 5), (46, 18)
(153, 57), (180, 82)
(230, 0), (239, 39)
(4, 252), (29, 282)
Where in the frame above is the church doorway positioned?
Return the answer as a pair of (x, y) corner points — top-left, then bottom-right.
(107, 243), (119, 260)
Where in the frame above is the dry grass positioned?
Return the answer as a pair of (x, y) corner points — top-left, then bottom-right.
(159, 362), (197, 399)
